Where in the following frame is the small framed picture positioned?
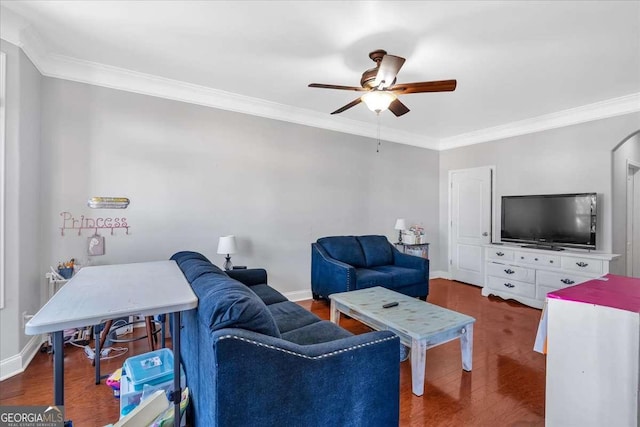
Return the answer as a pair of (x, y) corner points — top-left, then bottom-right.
(88, 234), (105, 256)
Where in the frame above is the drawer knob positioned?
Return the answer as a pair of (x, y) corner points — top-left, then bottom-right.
(534, 258), (539, 261)
(520, 256), (524, 259)
(504, 268), (515, 275)
(561, 278), (575, 285)
(549, 260), (554, 264)
(496, 252), (504, 256)
(503, 283), (515, 288)
(576, 262), (588, 268)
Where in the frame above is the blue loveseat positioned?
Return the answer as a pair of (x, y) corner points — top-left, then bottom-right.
(311, 235), (429, 300)
(171, 251), (400, 427)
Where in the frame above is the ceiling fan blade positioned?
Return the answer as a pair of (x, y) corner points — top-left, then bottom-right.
(390, 79), (457, 94)
(388, 99), (410, 117)
(374, 55), (406, 89)
(309, 83), (367, 91)
(331, 97), (363, 114)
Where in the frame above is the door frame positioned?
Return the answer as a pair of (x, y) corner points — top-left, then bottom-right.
(627, 159), (640, 276)
(447, 165), (497, 279)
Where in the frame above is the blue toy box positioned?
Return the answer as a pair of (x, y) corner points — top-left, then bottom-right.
(123, 348), (178, 391)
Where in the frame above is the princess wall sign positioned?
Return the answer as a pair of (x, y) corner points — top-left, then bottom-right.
(59, 211), (130, 236)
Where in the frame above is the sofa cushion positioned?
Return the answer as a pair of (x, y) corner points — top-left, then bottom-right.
(190, 273), (281, 338)
(179, 258), (227, 282)
(281, 320), (353, 345)
(249, 284), (288, 306)
(355, 268), (393, 289)
(317, 236), (366, 268)
(371, 265), (426, 287)
(267, 301), (321, 334)
(357, 235), (393, 267)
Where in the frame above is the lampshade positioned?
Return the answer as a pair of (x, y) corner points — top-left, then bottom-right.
(217, 235), (237, 254)
(394, 218), (407, 230)
(361, 91), (397, 113)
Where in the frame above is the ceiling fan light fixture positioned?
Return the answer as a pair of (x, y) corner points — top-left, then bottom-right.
(361, 91), (397, 113)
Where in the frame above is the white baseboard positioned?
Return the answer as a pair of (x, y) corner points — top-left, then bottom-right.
(0, 335), (44, 381)
(283, 289), (312, 302)
(430, 270), (451, 280)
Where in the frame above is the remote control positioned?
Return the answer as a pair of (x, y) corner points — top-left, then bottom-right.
(382, 302), (399, 308)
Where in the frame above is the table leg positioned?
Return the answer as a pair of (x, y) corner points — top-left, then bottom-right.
(411, 338), (427, 396)
(460, 323), (473, 371)
(93, 320), (112, 367)
(161, 315), (166, 349)
(329, 299), (341, 324)
(171, 311), (181, 427)
(94, 323), (103, 384)
(145, 316), (155, 351)
(52, 330), (64, 406)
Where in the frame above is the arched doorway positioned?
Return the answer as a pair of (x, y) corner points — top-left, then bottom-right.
(612, 130), (640, 277)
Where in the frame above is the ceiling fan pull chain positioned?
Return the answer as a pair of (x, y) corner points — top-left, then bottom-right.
(376, 112), (381, 153)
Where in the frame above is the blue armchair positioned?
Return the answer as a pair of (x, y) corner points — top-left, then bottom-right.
(311, 235), (429, 300)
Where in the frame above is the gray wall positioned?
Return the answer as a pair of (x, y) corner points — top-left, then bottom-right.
(438, 113), (640, 271)
(0, 39), (42, 361)
(612, 131), (640, 274)
(40, 77), (440, 297)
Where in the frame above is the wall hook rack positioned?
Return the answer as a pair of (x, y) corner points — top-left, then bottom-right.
(59, 211), (130, 236)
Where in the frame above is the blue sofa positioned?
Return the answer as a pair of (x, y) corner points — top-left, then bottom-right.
(171, 251), (400, 427)
(311, 235), (429, 300)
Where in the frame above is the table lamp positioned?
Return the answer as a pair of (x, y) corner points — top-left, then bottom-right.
(217, 235), (237, 270)
(394, 218), (406, 244)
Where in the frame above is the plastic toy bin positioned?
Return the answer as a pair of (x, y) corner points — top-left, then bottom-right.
(123, 348), (177, 391)
(120, 349), (186, 419)
(119, 366), (185, 419)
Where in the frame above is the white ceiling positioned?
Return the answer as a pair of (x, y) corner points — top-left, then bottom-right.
(2, 1), (640, 150)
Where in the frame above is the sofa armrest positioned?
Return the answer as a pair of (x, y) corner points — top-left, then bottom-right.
(311, 243), (356, 297)
(226, 268), (267, 287)
(392, 246), (429, 274)
(211, 328), (400, 427)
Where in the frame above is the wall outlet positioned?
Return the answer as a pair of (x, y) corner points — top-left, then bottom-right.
(132, 315), (146, 328)
(22, 311), (34, 329)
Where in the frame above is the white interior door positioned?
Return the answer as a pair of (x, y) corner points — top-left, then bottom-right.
(450, 167), (493, 286)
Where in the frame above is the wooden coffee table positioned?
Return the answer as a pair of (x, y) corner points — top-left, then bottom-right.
(330, 286), (475, 396)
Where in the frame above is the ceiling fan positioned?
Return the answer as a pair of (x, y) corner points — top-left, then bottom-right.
(309, 49), (457, 117)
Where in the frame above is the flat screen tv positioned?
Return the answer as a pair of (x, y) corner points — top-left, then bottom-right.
(501, 193), (597, 250)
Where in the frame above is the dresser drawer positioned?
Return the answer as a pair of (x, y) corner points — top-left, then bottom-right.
(487, 248), (514, 261)
(537, 270), (593, 289)
(487, 276), (536, 299)
(515, 251), (561, 268)
(560, 256), (603, 274)
(486, 262), (535, 283)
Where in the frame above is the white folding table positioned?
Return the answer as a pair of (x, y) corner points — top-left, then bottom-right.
(25, 260), (198, 427)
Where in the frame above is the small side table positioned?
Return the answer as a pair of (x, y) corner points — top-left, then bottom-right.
(395, 242), (430, 259)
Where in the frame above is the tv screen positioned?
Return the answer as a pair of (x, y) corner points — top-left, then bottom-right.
(501, 193), (597, 250)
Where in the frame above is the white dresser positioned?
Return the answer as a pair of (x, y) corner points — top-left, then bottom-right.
(482, 244), (618, 309)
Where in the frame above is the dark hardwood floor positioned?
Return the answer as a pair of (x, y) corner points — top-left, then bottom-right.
(0, 279), (545, 426)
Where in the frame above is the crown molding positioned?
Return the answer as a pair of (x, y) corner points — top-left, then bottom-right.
(0, 6), (24, 48)
(41, 53), (442, 149)
(0, 8), (438, 151)
(438, 93), (640, 150)
(2, 5), (638, 152)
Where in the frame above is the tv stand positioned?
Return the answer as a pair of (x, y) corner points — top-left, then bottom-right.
(521, 244), (564, 251)
(482, 244), (618, 309)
